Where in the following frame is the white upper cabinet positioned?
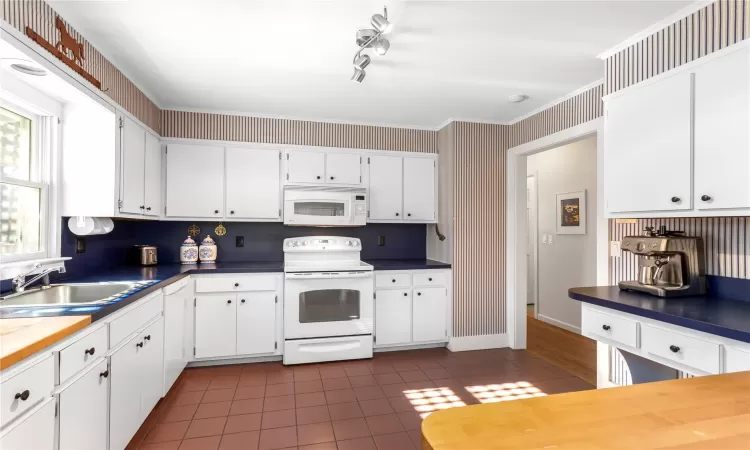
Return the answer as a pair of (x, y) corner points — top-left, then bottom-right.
(604, 45), (750, 217)
(120, 116), (146, 215)
(369, 155), (403, 220)
(403, 156), (436, 221)
(326, 152), (362, 185)
(604, 71), (693, 214)
(226, 147), (281, 220)
(694, 49), (750, 210)
(287, 150), (326, 183)
(165, 143), (224, 218)
(143, 133), (162, 216)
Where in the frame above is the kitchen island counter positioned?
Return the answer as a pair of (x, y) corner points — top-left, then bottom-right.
(422, 371), (750, 449)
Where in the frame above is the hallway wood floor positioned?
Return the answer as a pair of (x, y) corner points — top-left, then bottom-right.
(526, 312), (597, 385)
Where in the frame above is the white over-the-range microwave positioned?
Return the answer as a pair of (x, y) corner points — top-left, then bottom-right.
(283, 186), (367, 226)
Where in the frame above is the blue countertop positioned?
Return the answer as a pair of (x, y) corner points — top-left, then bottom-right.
(569, 285), (750, 343)
(1, 259), (450, 321)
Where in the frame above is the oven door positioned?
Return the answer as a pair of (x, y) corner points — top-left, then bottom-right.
(284, 271), (373, 339)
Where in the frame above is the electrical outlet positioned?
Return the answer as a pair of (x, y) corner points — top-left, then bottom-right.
(236, 236), (244, 247)
(378, 236), (385, 246)
(541, 235), (548, 244)
(548, 235), (553, 244)
(75, 238), (86, 253)
(610, 240), (621, 257)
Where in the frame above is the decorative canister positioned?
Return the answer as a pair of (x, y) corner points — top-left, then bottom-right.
(199, 235), (217, 263)
(180, 236), (199, 265)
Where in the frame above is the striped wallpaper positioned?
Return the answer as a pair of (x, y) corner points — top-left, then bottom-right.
(508, 83), (604, 148)
(2, 0), (160, 131)
(450, 122), (508, 337)
(161, 110), (437, 153)
(604, 0), (750, 94)
(609, 217), (750, 284)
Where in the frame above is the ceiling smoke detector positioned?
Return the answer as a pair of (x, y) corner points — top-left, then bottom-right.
(508, 94), (529, 104)
(2, 58), (48, 77)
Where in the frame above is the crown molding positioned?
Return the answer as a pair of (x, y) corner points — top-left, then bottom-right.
(507, 78), (604, 125)
(596, 0), (714, 60)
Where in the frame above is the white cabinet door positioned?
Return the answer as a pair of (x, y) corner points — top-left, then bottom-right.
(120, 115), (146, 215)
(226, 147), (281, 219)
(604, 72), (693, 213)
(109, 334), (142, 450)
(368, 155), (403, 220)
(165, 144), (224, 218)
(412, 288), (448, 343)
(287, 150), (325, 183)
(140, 318), (164, 420)
(195, 294), (237, 358)
(143, 132), (161, 216)
(326, 153), (361, 185)
(237, 292), (277, 355)
(58, 359), (109, 450)
(694, 49), (750, 210)
(163, 287), (187, 395)
(403, 157), (436, 221)
(375, 290), (412, 346)
(0, 398), (55, 450)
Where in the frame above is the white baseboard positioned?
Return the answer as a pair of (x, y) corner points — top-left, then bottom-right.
(447, 334), (508, 352)
(537, 314), (581, 334)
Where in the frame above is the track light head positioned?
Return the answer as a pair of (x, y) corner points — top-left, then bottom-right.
(351, 68), (366, 83)
(373, 38), (390, 56)
(371, 13), (393, 33)
(353, 54), (371, 70)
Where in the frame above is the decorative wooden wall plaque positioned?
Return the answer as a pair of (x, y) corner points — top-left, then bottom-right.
(25, 16), (102, 89)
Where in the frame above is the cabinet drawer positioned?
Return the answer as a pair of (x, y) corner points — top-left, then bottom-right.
(641, 324), (721, 374)
(110, 292), (163, 346)
(195, 275), (277, 293)
(59, 325), (108, 384)
(375, 273), (412, 288)
(725, 347), (750, 373)
(0, 355), (54, 428)
(413, 272), (446, 286)
(581, 308), (639, 348)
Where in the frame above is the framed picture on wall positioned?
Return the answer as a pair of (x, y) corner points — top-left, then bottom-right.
(556, 190), (586, 235)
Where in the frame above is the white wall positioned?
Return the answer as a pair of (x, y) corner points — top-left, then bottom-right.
(526, 135), (597, 331)
(427, 122), (454, 263)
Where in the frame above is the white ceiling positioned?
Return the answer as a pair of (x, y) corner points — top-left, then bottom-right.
(48, 0), (692, 129)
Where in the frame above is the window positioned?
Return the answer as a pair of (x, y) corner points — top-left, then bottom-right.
(0, 101), (50, 263)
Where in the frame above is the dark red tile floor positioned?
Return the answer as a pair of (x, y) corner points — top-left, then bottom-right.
(128, 348), (594, 450)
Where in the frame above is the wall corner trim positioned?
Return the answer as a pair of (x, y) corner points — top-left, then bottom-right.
(447, 334), (508, 352)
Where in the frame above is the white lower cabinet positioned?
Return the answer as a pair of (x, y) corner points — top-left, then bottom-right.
(195, 294), (238, 358)
(140, 319), (165, 416)
(0, 397), (55, 450)
(109, 333), (145, 450)
(194, 274), (282, 360)
(163, 281), (189, 395)
(236, 292), (277, 355)
(412, 288), (448, 342)
(375, 290), (412, 346)
(58, 359), (109, 450)
(374, 270), (451, 348)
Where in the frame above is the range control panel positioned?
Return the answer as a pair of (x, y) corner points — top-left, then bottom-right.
(283, 237), (361, 252)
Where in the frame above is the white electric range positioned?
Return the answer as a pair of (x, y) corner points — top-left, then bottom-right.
(283, 237), (374, 365)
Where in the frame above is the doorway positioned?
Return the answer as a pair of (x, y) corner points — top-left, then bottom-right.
(526, 174), (538, 317)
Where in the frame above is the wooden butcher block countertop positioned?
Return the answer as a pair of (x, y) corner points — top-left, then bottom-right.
(0, 316), (91, 370)
(422, 371), (750, 449)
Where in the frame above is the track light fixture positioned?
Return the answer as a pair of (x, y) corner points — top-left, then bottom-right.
(351, 6), (392, 83)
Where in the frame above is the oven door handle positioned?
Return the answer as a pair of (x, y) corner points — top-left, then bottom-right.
(286, 272), (373, 280)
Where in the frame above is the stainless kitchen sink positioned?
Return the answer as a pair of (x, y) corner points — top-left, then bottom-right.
(0, 282), (143, 307)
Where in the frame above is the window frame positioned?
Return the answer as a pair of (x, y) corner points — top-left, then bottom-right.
(0, 97), (58, 264)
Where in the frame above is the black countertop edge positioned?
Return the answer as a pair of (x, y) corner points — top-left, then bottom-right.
(364, 259), (451, 270)
(569, 287), (750, 344)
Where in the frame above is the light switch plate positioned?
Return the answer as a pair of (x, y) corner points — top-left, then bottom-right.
(541, 235), (548, 244)
(547, 235), (554, 244)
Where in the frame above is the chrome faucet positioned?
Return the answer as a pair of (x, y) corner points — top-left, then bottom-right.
(12, 263), (66, 293)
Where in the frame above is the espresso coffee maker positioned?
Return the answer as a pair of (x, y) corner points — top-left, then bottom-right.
(619, 226), (706, 297)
